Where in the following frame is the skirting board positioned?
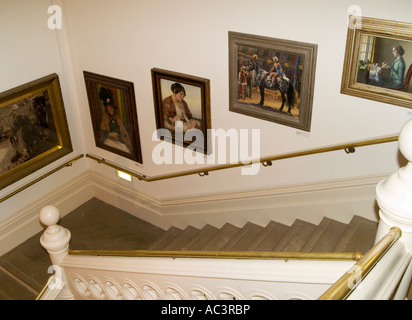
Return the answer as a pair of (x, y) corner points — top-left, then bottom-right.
(0, 173), (95, 255)
(89, 171), (385, 230)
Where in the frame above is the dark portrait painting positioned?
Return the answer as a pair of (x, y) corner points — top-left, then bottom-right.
(84, 71), (143, 163)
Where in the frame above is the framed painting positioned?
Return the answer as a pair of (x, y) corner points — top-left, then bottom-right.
(83, 71), (143, 163)
(151, 68), (211, 154)
(228, 31), (317, 132)
(341, 16), (412, 108)
(0, 73), (72, 189)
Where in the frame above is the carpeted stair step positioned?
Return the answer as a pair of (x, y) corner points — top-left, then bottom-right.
(221, 222), (265, 251)
(246, 221), (290, 252)
(147, 216), (378, 256)
(0, 266), (38, 300)
(301, 217), (347, 253)
(0, 196), (383, 300)
(163, 226), (200, 251)
(333, 215), (378, 253)
(200, 223), (241, 251)
(272, 219), (317, 252)
(182, 225), (220, 251)
(147, 226), (183, 250)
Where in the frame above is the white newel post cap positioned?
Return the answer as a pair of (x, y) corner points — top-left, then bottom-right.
(376, 118), (412, 251)
(39, 205), (71, 266)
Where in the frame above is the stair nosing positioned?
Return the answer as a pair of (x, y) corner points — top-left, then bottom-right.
(148, 226), (182, 250)
(201, 224), (238, 251)
(250, 224), (277, 251)
(306, 221), (331, 253)
(182, 225), (218, 251)
(338, 220), (361, 253)
(222, 223), (260, 251)
(163, 226), (199, 250)
(278, 223), (304, 252)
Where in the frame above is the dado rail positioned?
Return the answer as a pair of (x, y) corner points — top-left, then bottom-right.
(37, 119), (412, 300)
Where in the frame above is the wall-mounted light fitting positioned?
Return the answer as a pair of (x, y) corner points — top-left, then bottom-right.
(117, 170), (132, 182)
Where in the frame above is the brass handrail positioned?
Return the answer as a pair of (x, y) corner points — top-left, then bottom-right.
(1, 136), (398, 201)
(318, 226), (402, 300)
(86, 135), (398, 182)
(35, 274), (55, 300)
(68, 249), (363, 261)
(0, 154), (84, 203)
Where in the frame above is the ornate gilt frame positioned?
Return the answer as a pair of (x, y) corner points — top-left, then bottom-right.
(341, 16), (412, 108)
(0, 74), (72, 189)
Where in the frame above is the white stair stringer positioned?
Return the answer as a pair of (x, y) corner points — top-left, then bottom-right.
(59, 253), (355, 300)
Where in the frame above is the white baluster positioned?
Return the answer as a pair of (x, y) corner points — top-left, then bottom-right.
(376, 119), (412, 253)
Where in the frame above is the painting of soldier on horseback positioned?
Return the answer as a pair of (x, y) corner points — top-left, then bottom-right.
(229, 32), (317, 132)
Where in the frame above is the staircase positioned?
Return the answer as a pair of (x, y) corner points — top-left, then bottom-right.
(58, 214), (378, 300)
(146, 215), (377, 255)
(0, 207), (377, 300)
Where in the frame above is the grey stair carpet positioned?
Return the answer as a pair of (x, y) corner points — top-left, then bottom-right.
(147, 216), (378, 255)
(0, 266), (38, 300)
(0, 197), (164, 300)
(147, 226), (183, 250)
(181, 225), (220, 251)
(0, 197), (382, 300)
(301, 218), (347, 253)
(333, 215), (378, 253)
(272, 220), (317, 252)
(200, 223), (241, 251)
(246, 221), (289, 252)
(222, 222), (264, 251)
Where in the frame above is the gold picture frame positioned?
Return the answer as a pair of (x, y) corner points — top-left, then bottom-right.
(341, 16), (412, 108)
(229, 31), (317, 132)
(0, 73), (72, 189)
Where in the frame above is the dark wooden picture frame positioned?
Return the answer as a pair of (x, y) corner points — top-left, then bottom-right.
(151, 68), (211, 154)
(0, 73), (72, 189)
(229, 31), (317, 132)
(83, 71), (143, 163)
(341, 16), (412, 109)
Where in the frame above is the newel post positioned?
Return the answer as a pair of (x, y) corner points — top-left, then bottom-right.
(39, 205), (71, 266)
(39, 205), (74, 299)
(375, 119), (412, 253)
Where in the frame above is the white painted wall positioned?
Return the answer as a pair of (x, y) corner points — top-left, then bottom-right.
(0, 0), (90, 226)
(1, 0), (411, 228)
(65, 0), (411, 200)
